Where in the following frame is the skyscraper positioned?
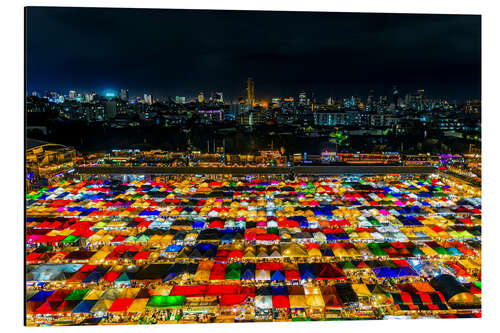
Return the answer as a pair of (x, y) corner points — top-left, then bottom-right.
(119, 89), (129, 102)
(215, 92), (224, 103)
(104, 100), (117, 120)
(392, 86), (400, 107)
(298, 91), (307, 105)
(69, 90), (76, 99)
(144, 94), (152, 105)
(367, 89), (375, 105)
(198, 92), (204, 103)
(246, 77), (255, 106)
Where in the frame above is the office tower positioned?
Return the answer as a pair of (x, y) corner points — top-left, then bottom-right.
(367, 89), (375, 105)
(215, 92), (223, 103)
(230, 103), (244, 116)
(246, 77), (255, 106)
(392, 86), (400, 107)
(198, 92), (204, 103)
(69, 90), (76, 99)
(104, 100), (117, 120)
(119, 89), (129, 102)
(298, 91), (307, 105)
(144, 94), (152, 105)
(31, 91), (37, 97)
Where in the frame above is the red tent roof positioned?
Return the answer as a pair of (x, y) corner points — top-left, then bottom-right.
(256, 262), (284, 271)
(108, 298), (134, 312)
(272, 295), (290, 308)
(285, 270), (301, 280)
(133, 251), (150, 260)
(170, 285), (207, 297)
(205, 284), (240, 296)
(103, 271), (121, 282)
(208, 263), (227, 281)
(220, 294), (248, 307)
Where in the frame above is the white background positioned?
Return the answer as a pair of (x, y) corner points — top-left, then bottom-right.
(0, 0), (498, 331)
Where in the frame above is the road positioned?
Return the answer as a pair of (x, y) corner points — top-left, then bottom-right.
(75, 165), (437, 175)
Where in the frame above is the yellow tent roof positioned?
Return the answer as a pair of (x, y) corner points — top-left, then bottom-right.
(305, 294), (325, 308)
(119, 288), (140, 298)
(307, 247), (322, 258)
(304, 285), (321, 295)
(152, 286), (172, 296)
(281, 243), (308, 257)
(127, 298), (149, 313)
(83, 289), (104, 300)
(90, 248), (113, 262)
(289, 295), (307, 308)
(352, 283), (371, 297)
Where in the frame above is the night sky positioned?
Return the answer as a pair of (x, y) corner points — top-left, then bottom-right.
(26, 7), (481, 102)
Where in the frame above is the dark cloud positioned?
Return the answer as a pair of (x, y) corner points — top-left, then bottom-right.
(26, 7), (481, 101)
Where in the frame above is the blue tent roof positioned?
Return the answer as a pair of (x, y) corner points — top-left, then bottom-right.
(29, 290), (54, 302)
(82, 270), (104, 283)
(166, 244), (182, 252)
(271, 285), (288, 295)
(196, 243), (217, 252)
(397, 266), (419, 277)
(447, 247), (463, 256)
(240, 268), (254, 280)
(271, 270), (286, 281)
(320, 246), (335, 256)
(372, 267), (398, 278)
(192, 221), (205, 229)
(299, 263), (315, 280)
(72, 300), (97, 314)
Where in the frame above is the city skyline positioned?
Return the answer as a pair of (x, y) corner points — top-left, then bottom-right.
(28, 83), (474, 105)
(26, 8), (481, 102)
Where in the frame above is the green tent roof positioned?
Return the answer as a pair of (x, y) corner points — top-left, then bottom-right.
(225, 263), (242, 280)
(367, 243), (387, 257)
(115, 272), (131, 283)
(338, 261), (356, 270)
(64, 288), (90, 301)
(433, 247), (449, 255)
(61, 235), (80, 243)
(146, 295), (185, 309)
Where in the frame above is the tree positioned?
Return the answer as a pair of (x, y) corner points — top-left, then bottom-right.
(329, 130), (349, 151)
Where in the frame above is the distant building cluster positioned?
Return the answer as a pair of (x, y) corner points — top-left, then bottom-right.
(27, 79), (480, 143)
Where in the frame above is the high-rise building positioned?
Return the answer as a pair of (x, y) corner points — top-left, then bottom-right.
(144, 94), (152, 105)
(392, 86), (400, 107)
(119, 89), (129, 102)
(31, 91), (38, 97)
(176, 96), (187, 104)
(69, 90), (76, 99)
(298, 91), (307, 105)
(104, 100), (117, 120)
(215, 92), (224, 103)
(246, 77), (255, 106)
(367, 89), (375, 105)
(198, 92), (204, 103)
(464, 100), (481, 114)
